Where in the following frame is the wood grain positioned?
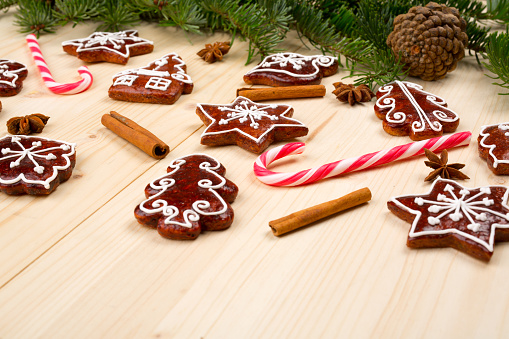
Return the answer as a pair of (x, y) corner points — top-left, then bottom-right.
(0, 10), (509, 339)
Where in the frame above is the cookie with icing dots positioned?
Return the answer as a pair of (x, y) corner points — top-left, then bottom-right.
(196, 96), (308, 153)
(0, 135), (76, 195)
(134, 154), (239, 240)
(243, 52), (338, 87)
(108, 53), (193, 104)
(478, 122), (509, 175)
(375, 80), (460, 141)
(0, 59), (28, 97)
(388, 178), (509, 261)
(62, 30), (153, 64)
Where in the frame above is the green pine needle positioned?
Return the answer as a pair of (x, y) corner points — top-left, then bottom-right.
(96, 0), (139, 32)
(483, 32), (509, 95)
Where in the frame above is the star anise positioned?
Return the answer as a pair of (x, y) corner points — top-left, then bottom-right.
(197, 41), (231, 63)
(7, 114), (50, 135)
(424, 148), (469, 181)
(332, 82), (375, 106)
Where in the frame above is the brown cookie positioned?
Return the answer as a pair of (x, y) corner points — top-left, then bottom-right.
(196, 96), (308, 153)
(0, 59), (28, 97)
(243, 52), (338, 87)
(134, 154), (238, 240)
(478, 122), (509, 175)
(62, 30), (153, 64)
(388, 178), (509, 261)
(108, 53), (193, 104)
(375, 81), (460, 141)
(0, 135), (76, 195)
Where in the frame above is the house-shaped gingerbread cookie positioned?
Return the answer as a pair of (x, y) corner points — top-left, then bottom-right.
(108, 53), (193, 105)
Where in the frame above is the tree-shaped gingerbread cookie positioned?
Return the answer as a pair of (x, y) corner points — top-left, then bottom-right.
(134, 154), (238, 240)
(375, 81), (460, 141)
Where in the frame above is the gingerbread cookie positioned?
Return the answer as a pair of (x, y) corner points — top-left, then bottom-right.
(108, 53), (193, 104)
(196, 96), (308, 153)
(388, 178), (509, 261)
(375, 81), (460, 141)
(0, 59), (28, 97)
(478, 122), (509, 175)
(134, 154), (238, 240)
(62, 30), (153, 64)
(0, 135), (76, 195)
(243, 52), (338, 87)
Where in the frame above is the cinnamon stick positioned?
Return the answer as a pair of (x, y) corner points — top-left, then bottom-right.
(237, 85), (326, 101)
(269, 187), (372, 236)
(101, 111), (170, 159)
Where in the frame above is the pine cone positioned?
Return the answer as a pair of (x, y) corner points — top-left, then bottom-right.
(387, 2), (468, 81)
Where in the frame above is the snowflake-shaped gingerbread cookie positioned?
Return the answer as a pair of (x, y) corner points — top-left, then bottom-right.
(375, 81), (460, 140)
(134, 154), (238, 240)
(62, 30), (153, 64)
(388, 178), (509, 261)
(109, 53), (193, 104)
(196, 96), (308, 153)
(478, 122), (509, 175)
(0, 59), (28, 97)
(243, 52), (338, 86)
(0, 135), (76, 195)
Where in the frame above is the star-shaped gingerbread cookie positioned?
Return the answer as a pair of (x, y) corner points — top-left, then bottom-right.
(196, 96), (308, 153)
(0, 59), (28, 97)
(388, 178), (509, 261)
(62, 30), (153, 64)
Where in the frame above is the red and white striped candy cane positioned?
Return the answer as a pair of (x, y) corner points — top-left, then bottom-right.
(26, 34), (93, 95)
(254, 131), (472, 187)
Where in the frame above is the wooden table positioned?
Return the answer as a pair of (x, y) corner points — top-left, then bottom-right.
(1, 11), (508, 339)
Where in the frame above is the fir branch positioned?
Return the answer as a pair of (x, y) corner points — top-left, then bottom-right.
(344, 48), (408, 91)
(0, 0), (16, 12)
(15, 0), (59, 36)
(466, 19), (491, 56)
(159, 0), (206, 35)
(291, 0), (370, 63)
(96, 0), (139, 32)
(483, 32), (509, 94)
(53, 0), (104, 27)
(201, 0), (287, 64)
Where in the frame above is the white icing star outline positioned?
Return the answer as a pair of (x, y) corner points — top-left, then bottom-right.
(0, 60), (27, 88)
(0, 135), (76, 189)
(391, 178), (509, 252)
(376, 80), (459, 134)
(138, 154), (229, 228)
(479, 122), (509, 169)
(197, 96), (306, 144)
(62, 30), (153, 58)
(218, 100), (279, 129)
(112, 53), (192, 87)
(245, 52), (337, 79)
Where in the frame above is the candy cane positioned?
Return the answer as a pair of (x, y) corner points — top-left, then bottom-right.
(254, 131), (472, 187)
(26, 34), (93, 95)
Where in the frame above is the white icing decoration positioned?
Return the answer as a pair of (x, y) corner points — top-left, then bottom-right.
(479, 122), (509, 169)
(114, 75), (138, 86)
(375, 81), (459, 135)
(0, 135), (76, 189)
(145, 77), (171, 91)
(0, 60), (27, 88)
(61, 30), (153, 58)
(138, 154), (229, 228)
(245, 52), (337, 78)
(112, 53), (192, 90)
(197, 96), (307, 144)
(390, 178), (509, 253)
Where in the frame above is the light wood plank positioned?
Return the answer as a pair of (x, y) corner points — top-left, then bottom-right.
(1, 10), (509, 339)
